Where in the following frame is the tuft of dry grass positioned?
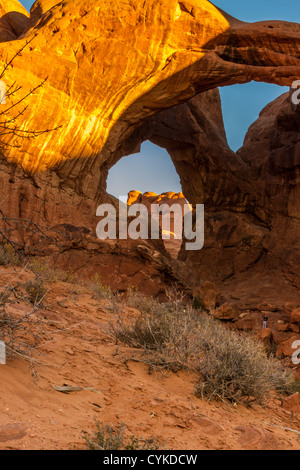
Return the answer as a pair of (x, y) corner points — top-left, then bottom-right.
(28, 258), (74, 283)
(111, 291), (200, 372)
(87, 274), (113, 300)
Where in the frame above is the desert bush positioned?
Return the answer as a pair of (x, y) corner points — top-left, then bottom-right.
(28, 258), (74, 283)
(0, 300), (44, 358)
(0, 243), (21, 266)
(0, 272), (52, 359)
(124, 288), (159, 313)
(111, 299), (202, 371)
(88, 274), (113, 300)
(84, 422), (161, 450)
(194, 316), (294, 404)
(125, 287), (186, 316)
(112, 298), (294, 403)
(25, 278), (47, 305)
(0, 290), (10, 306)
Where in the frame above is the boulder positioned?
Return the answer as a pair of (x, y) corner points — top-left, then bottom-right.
(276, 336), (300, 359)
(290, 324), (300, 334)
(257, 328), (273, 341)
(213, 302), (240, 321)
(236, 314), (261, 331)
(291, 309), (300, 325)
(193, 281), (221, 311)
(277, 322), (290, 332)
(281, 393), (300, 414)
(0, 0), (30, 41)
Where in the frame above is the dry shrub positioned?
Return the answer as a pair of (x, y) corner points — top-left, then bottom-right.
(195, 316), (294, 404)
(111, 295), (200, 371)
(0, 291), (44, 358)
(0, 243), (21, 266)
(84, 422), (161, 450)
(123, 288), (159, 313)
(111, 297), (294, 403)
(28, 258), (74, 283)
(0, 290), (10, 306)
(25, 278), (47, 305)
(87, 274), (113, 300)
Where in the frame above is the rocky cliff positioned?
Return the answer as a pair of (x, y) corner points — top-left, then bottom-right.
(0, 0), (299, 301)
(0, 0), (299, 196)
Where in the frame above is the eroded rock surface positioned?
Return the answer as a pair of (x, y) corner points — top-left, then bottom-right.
(0, 0), (299, 185)
(180, 91), (300, 306)
(0, 0), (299, 301)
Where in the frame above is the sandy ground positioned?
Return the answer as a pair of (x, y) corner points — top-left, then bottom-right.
(0, 266), (300, 450)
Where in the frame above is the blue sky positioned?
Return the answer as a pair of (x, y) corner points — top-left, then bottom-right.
(19, 1), (300, 198)
(20, 0), (32, 11)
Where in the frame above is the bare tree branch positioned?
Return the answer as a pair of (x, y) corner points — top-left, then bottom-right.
(0, 35), (62, 151)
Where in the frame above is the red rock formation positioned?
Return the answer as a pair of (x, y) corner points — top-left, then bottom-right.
(0, 0), (299, 189)
(180, 91), (300, 305)
(0, 0), (299, 301)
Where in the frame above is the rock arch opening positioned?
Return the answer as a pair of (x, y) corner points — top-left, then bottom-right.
(219, 81), (289, 151)
(106, 141), (182, 200)
(106, 140), (190, 259)
(101, 79), (300, 290)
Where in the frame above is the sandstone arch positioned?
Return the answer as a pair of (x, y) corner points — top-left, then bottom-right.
(0, 0), (299, 186)
(0, 0), (299, 300)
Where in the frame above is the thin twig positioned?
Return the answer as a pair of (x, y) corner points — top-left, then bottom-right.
(262, 422), (300, 436)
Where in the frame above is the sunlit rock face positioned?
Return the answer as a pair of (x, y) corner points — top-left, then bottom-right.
(0, 0), (299, 192)
(0, 0), (299, 298)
